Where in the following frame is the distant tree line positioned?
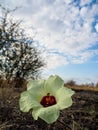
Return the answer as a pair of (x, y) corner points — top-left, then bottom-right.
(65, 79), (98, 88)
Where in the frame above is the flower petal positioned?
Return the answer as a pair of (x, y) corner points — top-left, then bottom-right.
(56, 87), (75, 110)
(44, 75), (64, 95)
(32, 105), (60, 124)
(19, 91), (41, 112)
(57, 97), (73, 110)
(27, 80), (46, 102)
(27, 80), (38, 90)
(27, 79), (45, 90)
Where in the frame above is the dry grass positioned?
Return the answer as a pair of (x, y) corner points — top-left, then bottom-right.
(0, 87), (20, 106)
(66, 85), (98, 91)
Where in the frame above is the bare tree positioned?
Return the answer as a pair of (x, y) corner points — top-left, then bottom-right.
(0, 5), (45, 86)
(65, 80), (76, 86)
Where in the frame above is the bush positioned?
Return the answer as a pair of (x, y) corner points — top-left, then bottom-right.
(0, 5), (45, 87)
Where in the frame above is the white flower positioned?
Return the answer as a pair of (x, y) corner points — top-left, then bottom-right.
(19, 75), (75, 124)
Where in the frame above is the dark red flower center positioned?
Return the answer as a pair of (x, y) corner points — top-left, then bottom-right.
(40, 93), (57, 107)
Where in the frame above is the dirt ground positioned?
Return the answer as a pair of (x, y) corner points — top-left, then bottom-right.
(0, 88), (98, 130)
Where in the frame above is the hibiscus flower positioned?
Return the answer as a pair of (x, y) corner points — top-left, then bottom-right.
(19, 75), (75, 124)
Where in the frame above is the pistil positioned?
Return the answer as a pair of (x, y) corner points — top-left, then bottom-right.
(40, 93), (57, 107)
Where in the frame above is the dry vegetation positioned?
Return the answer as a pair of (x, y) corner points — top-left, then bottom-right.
(65, 80), (98, 91)
(0, 80), (98, 130)
(66, 85), (98, 91)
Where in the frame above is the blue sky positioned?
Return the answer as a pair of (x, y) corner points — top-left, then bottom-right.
(0, 0), (98, 84)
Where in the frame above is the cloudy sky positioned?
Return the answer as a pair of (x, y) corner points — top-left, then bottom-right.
(0, 0), (98, 84)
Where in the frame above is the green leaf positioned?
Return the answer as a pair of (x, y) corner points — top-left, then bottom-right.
(19, 91), (41, 112)
(56, 87), (75, 110)
(32, 105), (60, 124)
(44, 75), (64, 95)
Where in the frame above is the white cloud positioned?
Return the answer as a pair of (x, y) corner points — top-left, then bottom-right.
(0, 0), (98, 70)
(42, 52), (68, 70)
(80, 0), (92, 6)
(95, 23), (98, 32)
(71, 50), (97, 64)
(46, 55), (67, 69)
